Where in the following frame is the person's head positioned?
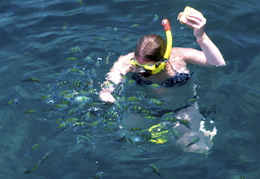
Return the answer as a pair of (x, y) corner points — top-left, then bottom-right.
(134, 34), (166, 64)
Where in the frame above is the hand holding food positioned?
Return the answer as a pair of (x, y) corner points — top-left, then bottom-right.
(177, 6), (206, 40)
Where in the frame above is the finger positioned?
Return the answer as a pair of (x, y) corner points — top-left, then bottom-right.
(107, 95), (116, 103)
(184, 21), (195, 29)
(188, 13), (206, 24)
(184, 20), (202, 30)
(186, 15), (201, 25)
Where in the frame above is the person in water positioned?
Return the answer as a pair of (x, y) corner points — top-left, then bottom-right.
(99, 8), (226, 153)
(100, 9), (225, 103)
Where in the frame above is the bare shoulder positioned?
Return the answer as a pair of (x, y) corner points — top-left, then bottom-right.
(169, 47), (190, 63)
(170, 47), (207, 66)
(118, 52), (134, 60)
(110, 52), (134, 75)
(170, 47), (201, 59)
(115, 52), (134, 65)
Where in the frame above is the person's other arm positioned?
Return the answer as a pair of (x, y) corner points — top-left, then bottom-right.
(99, 53), (133, 103)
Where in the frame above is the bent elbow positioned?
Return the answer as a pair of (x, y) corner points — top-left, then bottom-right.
(217, 61), (226, 67)
(213, 57), (226, 67)
(207, 61), (226, 67)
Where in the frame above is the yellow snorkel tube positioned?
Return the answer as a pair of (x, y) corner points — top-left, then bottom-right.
(161, 19), (172, 60)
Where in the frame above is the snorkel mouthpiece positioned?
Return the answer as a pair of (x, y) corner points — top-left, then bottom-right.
(162, 19), (171, 31)
(161, 19), (172, 60)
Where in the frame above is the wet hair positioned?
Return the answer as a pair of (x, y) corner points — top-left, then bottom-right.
(134, 34), (166, 62)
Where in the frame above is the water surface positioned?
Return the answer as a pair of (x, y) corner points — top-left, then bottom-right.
(1, 0), (260, 178)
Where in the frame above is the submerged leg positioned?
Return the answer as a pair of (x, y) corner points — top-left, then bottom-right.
(174, 103), (217, 153)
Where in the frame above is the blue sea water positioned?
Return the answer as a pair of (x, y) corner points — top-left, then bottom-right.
(1, 0), (260, 178)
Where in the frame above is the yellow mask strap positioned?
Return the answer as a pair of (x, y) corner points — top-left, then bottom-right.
(150, 60), (167, 74)
(130, 58), (167, 74)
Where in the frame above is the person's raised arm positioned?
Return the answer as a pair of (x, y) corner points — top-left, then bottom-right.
(179, 7), (226, 67)
(99, 53), (133, 103)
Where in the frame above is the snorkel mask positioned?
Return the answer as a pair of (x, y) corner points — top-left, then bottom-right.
(130, 19), (172, 77)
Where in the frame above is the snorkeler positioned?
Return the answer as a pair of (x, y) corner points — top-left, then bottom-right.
(99, 6), (225, 103)
(99, 7), (226, 153)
